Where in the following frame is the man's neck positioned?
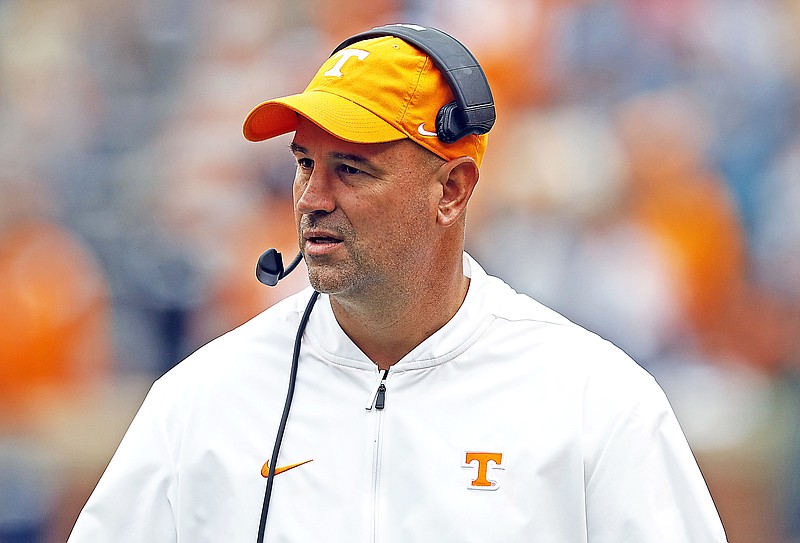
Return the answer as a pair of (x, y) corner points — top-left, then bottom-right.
(329, 269), (470, 370)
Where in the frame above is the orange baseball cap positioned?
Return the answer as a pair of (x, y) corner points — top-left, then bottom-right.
(242, 34), (489, 167)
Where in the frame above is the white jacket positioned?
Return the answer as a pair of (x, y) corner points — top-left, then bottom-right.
(69, 254), (727, 542)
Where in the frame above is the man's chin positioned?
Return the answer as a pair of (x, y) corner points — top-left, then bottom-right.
(306, 264), (352, 295)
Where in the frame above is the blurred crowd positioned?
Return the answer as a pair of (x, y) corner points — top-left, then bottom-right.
(1, 0), (799, 541)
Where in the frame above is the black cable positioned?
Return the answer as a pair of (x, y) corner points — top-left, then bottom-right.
(281, 251), (304, 279)
(256, 290), (320, 543)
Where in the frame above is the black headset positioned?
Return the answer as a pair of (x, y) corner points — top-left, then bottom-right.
(331, 24), (496, 144)
(255, 24), (494, 543)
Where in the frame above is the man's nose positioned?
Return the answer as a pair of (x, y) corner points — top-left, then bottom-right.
(295, 169), (335, 215)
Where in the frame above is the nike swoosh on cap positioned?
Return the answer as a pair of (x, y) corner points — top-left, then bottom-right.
(261, 459), (313, 478)
(417, 123), (438, 137)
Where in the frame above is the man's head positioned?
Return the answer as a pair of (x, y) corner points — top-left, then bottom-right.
(243, 25), (494, 302)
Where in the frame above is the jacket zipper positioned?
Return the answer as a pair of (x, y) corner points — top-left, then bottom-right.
(366, 368), (389, 543)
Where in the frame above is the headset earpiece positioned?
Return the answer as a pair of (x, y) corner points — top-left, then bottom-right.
(436, 101), (466, 144)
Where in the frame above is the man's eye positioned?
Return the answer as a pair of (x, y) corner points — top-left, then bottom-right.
(297, 158), (313, 169)
(341, 164), (362, 175)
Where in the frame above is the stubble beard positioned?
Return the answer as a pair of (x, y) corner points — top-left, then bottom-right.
(299, 213), (428, 304)
(299, 214), (373, 297)
(304, 249), (371, 296)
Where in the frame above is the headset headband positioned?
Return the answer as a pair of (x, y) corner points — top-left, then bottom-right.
(331, 24), (496, 144)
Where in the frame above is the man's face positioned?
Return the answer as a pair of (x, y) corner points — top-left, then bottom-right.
(291, 117), (444, 300)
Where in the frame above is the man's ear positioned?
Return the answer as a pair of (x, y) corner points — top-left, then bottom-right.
(437, 157), (479, 227)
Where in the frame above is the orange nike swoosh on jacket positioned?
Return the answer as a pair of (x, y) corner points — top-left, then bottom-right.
(261, 459), (313, 478)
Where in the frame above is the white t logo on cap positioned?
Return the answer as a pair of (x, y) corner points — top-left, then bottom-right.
(324, 49), (369, 77)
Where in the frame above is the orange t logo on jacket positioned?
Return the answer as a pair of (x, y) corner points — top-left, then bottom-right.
(463, 452), (503, 490)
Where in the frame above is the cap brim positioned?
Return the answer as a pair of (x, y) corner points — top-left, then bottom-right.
(243, 90), (407, 143)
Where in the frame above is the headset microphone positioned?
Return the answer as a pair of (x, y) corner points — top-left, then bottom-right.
(256, 249), (303, 286)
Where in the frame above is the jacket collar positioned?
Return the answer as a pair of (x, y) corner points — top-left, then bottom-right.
(303, 253), (495, 372)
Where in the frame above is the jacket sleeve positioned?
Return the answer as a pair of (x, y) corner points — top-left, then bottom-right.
(67, 379), (179, 543)
(582, 357), (728, 542)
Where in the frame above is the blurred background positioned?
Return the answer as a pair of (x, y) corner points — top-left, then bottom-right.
(0, 0), (798, 541)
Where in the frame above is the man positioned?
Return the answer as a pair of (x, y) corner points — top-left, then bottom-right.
(69, 25), (728, 542)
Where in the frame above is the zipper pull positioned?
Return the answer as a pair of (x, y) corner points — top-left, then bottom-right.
(375, 383), (387, 410)
(365, 369), (390, 411)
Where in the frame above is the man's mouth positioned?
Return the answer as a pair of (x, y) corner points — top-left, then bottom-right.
(303, 230), (345, 255)
(306, 235), (342, 245)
